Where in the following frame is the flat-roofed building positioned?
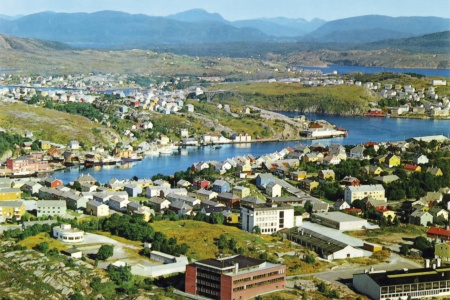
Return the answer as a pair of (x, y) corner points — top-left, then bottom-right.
(353, 264), (450, 300)
(185, 254), (286, 300)
(311, 211), (369, 231)
(241, 203), (294, 234)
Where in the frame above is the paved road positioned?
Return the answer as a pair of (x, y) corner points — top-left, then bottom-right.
(288, 253), (422, 287)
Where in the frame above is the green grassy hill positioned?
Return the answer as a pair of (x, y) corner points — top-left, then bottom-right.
(0, 102), (117, 147)
(215, 82), (379, 114)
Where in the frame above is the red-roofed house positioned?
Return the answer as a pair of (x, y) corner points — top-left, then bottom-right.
(404, 164), (421, 173)
(427, 227), (450, 242)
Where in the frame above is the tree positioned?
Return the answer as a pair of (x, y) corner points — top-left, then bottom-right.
(304, 201), (313, 213)
(379, 216), (387, 228)
(69, 291), (85, 300)
(253, 226), (261, 234)
(33, 242), (49, 254)
(107, 264), (133, 286)
(400, 244), (410, 256)
(218, 234), (227, 250)
(304, 255), (315, 264)
(318, 282), (328, 294)
(229, 238), (237, 251)
(97, 244), (114, 260)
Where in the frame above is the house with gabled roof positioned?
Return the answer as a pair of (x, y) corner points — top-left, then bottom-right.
(413, 153), (429, 165)
(363, 165), (383, 176)
(148, 197), (171, 212)
(349, 145), (366, 159)
(197, 189), (218, 201)
(410, 210), (433, 226)
(404, 164), (421, 173)
(212, 180), (230, 194)
(318, 169), (335, 181)
(429, 206), (449, 223)
(384, 153), (401, 168)
(169, 200), (193, 216)
(427, 166), (443, 177)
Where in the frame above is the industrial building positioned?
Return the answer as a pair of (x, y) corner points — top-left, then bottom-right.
(185, 254), (286, 300)
(283, 227), (364, 260)
(353, 260), (450, 300)
(311, 211), (369, 231)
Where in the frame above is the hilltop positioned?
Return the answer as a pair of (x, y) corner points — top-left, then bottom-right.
(0, 102), (118, 147)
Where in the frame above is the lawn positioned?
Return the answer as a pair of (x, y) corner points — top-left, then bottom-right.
(18, 232), (68, 251)
(150, 220), (296, 260)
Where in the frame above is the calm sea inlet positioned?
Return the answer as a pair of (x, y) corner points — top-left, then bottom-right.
(54, 113), (450, 183)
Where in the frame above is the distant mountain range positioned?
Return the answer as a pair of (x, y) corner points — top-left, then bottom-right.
(0, 9), (448, 49)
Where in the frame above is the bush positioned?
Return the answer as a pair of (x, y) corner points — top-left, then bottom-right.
(304, 255), (315, 264)
(33, 242), (49, 254)
(97, 244), (114, 260)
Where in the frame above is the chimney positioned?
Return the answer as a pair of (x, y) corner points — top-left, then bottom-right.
(425, 259), (431, 268)
(433, 263), (436, 270)
(437, 258), (442, 268)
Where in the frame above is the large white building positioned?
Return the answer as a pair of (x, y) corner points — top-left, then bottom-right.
(37, 200), (67, 218)
(344, 184), (386, 204)
(311, 211), (369, 231)
(53, 224), (84, 243)
(241, 203), (294, 234)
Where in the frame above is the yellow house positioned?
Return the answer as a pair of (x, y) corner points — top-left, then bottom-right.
(377, 209), (396, 221)
(290, 171), (307, 181)
(0, 189), (22, 201)
(435, 242), (450, 261)
(427, 167), (443, 177)
(303, 180), (319, 191)
(232, 186), (250, 198)
(363, 165), (383, 176)
(0, 201), (26, 221)
(224, 212), (239, 224)
(385, 154), (401, 168)
(319, 169), (335, 181)
(40, 140), (52, 150)
(236, 163), (252, 173)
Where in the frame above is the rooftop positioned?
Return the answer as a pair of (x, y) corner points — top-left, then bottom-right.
(313, 211), (367, 223)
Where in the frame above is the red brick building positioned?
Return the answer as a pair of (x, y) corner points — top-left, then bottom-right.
(185, 255), (286, 300)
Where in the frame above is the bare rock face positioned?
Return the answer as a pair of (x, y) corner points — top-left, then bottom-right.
(0, 250), (104, 299)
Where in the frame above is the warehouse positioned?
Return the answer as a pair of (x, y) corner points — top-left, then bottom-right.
(284, 227), (363, 260)
(311, 211), (369, 231)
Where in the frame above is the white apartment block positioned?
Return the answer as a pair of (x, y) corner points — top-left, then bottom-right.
(344, 184), (386, 204)
(37, 200), (67, 217)
(241, 203), (294, 234)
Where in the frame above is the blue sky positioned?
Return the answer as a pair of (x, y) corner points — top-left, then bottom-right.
(1, 0), (449, 21)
